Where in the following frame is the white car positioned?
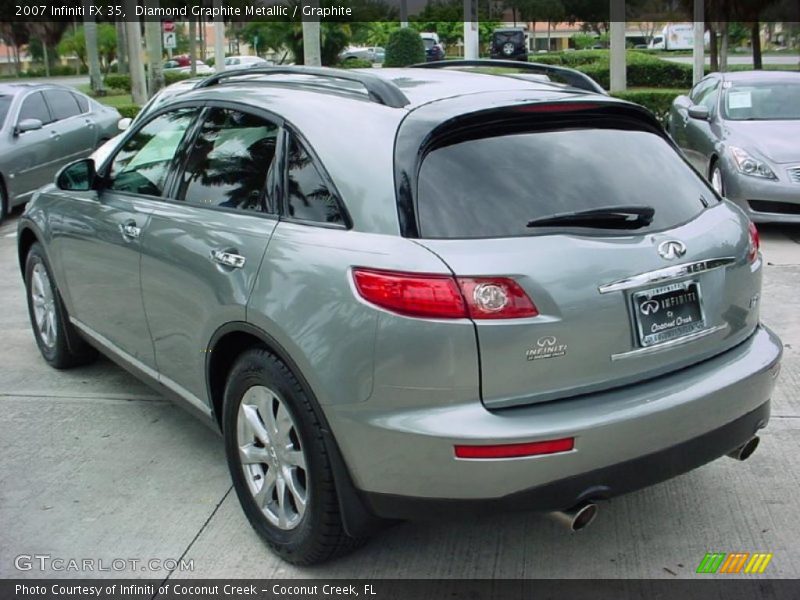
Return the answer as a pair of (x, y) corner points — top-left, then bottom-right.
(224, 56), (269, 71)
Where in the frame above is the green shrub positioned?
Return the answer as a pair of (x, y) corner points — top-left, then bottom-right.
(531, 50), (694, 90)
(384, 28), (425, 68)
(337, 58), (373, 69)
(611, 89), (685, 124)
(104, 73), (131, 92)
(164, 71), (194, 85)
(116, 104), (141, 119)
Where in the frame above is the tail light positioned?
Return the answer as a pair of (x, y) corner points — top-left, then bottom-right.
(352, 268), (538, 320)
(748, 221), (760, 263)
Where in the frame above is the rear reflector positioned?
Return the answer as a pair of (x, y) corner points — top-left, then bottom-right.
(454, 437), (574, 459)
(352, 268), (538, 320)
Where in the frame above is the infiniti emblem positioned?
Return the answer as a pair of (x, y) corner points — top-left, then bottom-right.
(640, 299), (660, 315)
(537, 335), (557, 347)
(658, 240), (687, 260)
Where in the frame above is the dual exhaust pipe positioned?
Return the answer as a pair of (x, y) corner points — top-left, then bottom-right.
(548, 436), (760, 532)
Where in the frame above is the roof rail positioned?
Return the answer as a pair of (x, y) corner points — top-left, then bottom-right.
(410, 59), (607, 95)
(194, 66), (411, 108)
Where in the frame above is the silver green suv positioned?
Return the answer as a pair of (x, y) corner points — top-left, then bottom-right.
(18, 63), (782, 565)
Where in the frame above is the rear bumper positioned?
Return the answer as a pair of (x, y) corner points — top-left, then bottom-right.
(328, 325), (782, 510)
(363, 400), (770, 519)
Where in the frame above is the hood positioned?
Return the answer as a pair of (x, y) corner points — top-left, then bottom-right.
(724, 119), (800, 164)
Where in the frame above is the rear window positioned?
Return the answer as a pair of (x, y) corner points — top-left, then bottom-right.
(417, 128), (710, 239)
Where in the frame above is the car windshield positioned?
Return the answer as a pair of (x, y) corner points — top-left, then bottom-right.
(423, 39), (436, 50)
(722, 81), (800, 121)
(417, 127), (710, 239)
(0, 95), (11, 128)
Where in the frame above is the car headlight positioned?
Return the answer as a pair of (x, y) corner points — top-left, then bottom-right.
(729, 146), (777, 180)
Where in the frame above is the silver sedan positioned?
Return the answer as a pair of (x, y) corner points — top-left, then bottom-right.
(0, 83), (121, 223)
(668, 71), (800, 223)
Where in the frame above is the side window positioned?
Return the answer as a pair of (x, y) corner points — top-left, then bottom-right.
(107, 108), (197, 197)
(286, 136), (344, 225)
(73, 93), (89, 113)
(44, 89), (82, 121)
(18, 92), (51, 124)
(176, 107), (278, 212)
(689, 79), (712, 104)
(698, 81), (721, 112)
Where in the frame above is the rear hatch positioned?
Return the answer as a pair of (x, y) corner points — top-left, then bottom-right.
(400, 97), (762, 409)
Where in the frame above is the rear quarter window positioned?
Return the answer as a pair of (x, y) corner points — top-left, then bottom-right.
(417, 127), (711, 239)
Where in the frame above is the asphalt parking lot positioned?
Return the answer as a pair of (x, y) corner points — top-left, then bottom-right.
(1, 210), (799, 580)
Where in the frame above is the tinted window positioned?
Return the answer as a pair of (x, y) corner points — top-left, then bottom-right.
(417, 128), (709, 239)
(73, 93), (89, 113)
(286, 136), (344, 225)
(108, 108), (197, 197)
(695, 81), (720, 112)
(18, 92), (51, 124)
(0, 95), (11, 128)
(45, 89), (81, 121)
(176, 108), (278, 212)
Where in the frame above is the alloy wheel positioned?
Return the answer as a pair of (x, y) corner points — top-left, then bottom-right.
(237, 385), (308, 530)
(30, 262), (57, 349)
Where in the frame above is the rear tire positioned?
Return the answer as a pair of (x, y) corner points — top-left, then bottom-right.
(24, 243), (98, 369)
(223, 348), (366, 565)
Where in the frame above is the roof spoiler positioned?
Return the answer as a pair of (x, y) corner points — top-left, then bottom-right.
(194, 66), (411, 108)
(410, 59), (607, 95)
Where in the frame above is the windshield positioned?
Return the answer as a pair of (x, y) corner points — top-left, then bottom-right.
(423, 39), (436, 50)
(722, 81), (800, 121)
(417, 127), (710, 239)
(0, 95), (11, 128)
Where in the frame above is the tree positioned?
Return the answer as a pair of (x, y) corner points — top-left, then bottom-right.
(384, 26), (425, 67)
(57, 24), (118, 72)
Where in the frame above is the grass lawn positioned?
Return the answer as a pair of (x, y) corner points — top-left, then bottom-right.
(77, 84), (137, 108)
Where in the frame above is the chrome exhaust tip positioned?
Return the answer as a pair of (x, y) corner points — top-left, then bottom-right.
(549, 502), (598, 532)
(727, 436), (760, 461)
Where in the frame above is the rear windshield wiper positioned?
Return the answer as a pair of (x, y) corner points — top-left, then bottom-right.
(526, 206), (655, 230)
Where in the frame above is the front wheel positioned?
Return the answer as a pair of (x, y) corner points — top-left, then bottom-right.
(24, 243), (97, 368)
(711, 164), (725, 196)
(223, 348), (365, 564)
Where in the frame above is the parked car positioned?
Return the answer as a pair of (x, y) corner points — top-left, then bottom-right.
(490, 27), (529, 61)
(0, 83), (120, 224)
(422, 37), (445, 62)
(18, 62), (780, 565)
(165, 59), (214, 75)
(224, 55), (270, 71)
(339, 46), (385, 64)
(668, 71), (800, 223)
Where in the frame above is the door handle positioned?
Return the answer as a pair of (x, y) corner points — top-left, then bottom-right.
(85, 118), (95, 128)
(119, 221), (141, 240)
(49, 131), (61, 140)
(210, 249), (246, 269)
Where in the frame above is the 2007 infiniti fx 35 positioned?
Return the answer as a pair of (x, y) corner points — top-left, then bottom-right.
(18, 62), (782, 565)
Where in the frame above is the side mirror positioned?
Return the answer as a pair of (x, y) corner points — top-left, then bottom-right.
(688, 105), (710, 120)
(56, 158), (97, 192)
(15, 118), (43, 135)
(118, 117), (132, 131)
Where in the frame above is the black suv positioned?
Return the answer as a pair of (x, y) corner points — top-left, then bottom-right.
(491, 28), (528, 61)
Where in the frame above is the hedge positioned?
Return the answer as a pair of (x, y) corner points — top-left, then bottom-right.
(530, 50), (694, 90)
(384, 28), (426, 67)
(337, 58), (373, 69)
(116, 104), (141, 119)
(610, 89), (686, 124)
(104, 71), (195, 93)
